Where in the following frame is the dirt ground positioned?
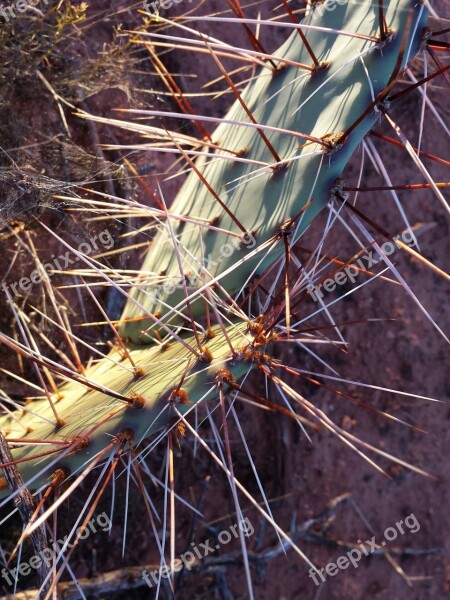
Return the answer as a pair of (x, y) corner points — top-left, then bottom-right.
(0, 1), (448, 599)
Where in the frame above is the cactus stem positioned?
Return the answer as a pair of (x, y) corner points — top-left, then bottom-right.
(202, 35), (285, 164)
(158, 185), (207, 354)
(166, 130), (249, 234)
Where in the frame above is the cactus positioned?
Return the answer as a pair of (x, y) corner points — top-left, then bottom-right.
(0, 321), (252, 493)
(118, 0), (430, 342)
(0, 0), (430, 496)
(0, 0), (447, 597)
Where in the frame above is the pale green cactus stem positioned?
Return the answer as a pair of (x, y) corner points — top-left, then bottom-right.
(0, 0), (428, 498)
(0, 322), (252, 497)
(119, 0), (429, 344)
